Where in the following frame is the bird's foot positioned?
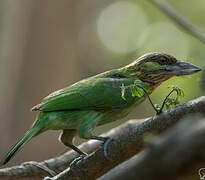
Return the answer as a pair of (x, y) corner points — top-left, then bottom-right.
(70, 153), (88, 168)
(22, 161), (57, 177)
(90, 136), (113, 160)
(101, 137), (113, 160)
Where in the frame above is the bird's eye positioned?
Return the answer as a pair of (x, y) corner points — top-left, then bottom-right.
(159, 57), (167, 64)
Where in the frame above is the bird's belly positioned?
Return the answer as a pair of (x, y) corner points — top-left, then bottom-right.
(97, 95), (147, 126)
(41, 111), (96, 131)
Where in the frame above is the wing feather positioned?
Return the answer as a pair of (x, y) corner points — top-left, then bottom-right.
(32, 78), (138, 112)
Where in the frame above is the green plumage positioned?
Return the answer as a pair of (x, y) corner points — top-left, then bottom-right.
(1, 52), (201, 165)
(39, 76), (138, 111)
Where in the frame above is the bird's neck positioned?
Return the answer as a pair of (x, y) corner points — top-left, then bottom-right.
(120, 66), (170, 87)
(120, 66), (155, 86)
(94, 68), (158, 95)
(95, 68), (161, 93)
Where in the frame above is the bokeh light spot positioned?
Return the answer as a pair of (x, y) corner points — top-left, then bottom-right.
(97, 1), (147, 54)
(137, 22), (190, 59)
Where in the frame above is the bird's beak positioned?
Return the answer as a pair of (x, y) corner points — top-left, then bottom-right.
(165, 61), (201, 76)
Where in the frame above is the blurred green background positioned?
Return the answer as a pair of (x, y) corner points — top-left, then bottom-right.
(0, 0), (204, 166)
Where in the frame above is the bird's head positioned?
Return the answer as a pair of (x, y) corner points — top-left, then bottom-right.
(123, 52), (201, 85)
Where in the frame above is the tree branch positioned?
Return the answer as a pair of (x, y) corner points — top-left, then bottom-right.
(99, 115), (205, 180)
(1, 96), (205, 180)
(149, 0), (205, 44)
(46, 96), (205, 180)
(0, 119), (143, 180)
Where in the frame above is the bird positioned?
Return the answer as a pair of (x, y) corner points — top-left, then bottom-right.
(1, 52), (201, 166)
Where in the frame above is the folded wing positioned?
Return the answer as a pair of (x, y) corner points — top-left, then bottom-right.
(32, 78), (138, 112)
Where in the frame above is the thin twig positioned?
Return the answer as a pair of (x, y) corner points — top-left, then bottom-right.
(158, 88), (175, 114)
(149, 0), (205, 44)
(138, 86), (158, 113)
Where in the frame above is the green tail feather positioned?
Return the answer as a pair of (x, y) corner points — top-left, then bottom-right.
(1, 127), (40, 165)
(1, 112), (49, 165)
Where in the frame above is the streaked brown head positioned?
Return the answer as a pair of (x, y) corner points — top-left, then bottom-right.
(124, 52), (201, 85)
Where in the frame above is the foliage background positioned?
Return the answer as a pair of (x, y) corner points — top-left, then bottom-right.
(0, 0), (204, 166)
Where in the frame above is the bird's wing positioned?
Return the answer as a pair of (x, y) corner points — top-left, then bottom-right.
(31, 78), (138, 112)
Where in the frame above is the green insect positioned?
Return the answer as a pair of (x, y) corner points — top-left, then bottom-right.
(1, 52), (201, 166)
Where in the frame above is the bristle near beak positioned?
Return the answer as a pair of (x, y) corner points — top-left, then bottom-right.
(165, 61), (201, 76)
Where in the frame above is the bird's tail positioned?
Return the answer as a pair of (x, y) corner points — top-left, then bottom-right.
(1, 127), (40, 165)
(1, 113), (47, 165)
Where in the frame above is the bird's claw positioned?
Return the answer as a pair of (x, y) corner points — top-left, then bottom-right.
(90, 136), (114, 160)
(99, 137), (114, 161)
(43, 153), (88, 179)
(70, 154), (88, 168)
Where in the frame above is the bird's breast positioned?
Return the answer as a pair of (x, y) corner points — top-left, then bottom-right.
(97, 95), (147, 126)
